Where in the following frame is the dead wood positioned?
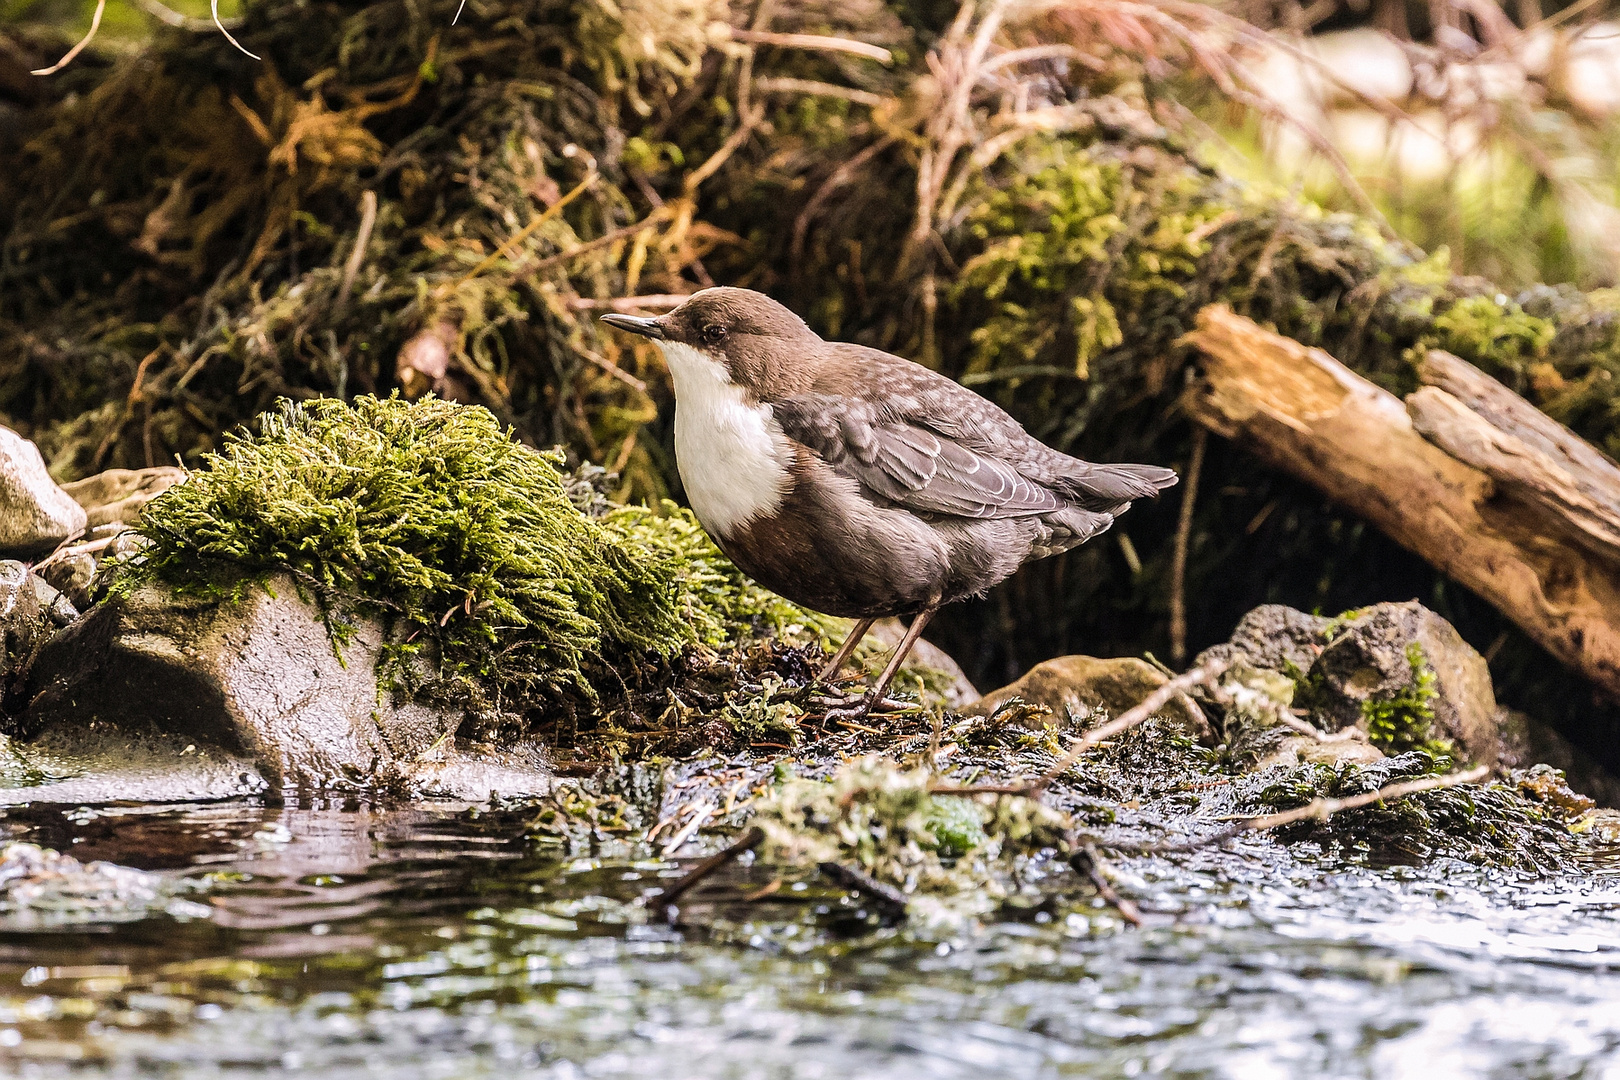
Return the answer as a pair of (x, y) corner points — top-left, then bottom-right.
(1181, 304), (1620, 700)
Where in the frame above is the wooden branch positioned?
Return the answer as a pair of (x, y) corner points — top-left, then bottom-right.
(1412, 350), (1620, 560)
(1181, 305), (1620, 700)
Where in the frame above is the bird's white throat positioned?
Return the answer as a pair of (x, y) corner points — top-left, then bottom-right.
(658, 341), (792, 538)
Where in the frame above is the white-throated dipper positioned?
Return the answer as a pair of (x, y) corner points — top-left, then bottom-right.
(603, 288), (1176, 716)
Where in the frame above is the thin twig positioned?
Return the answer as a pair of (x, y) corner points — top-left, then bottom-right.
(525, 213), (668, 274)
(753, 77), (889, 108)
(1169, 427), (1207, 667)
(132, 0), (236, 31)
(728, 29), (894, 64)
(1097, 766), (1492, 854)
(447, 163), (598, 291)
(31, 0), (107, 75)
(792, 137), (897, 266)
(657, 826), (764, 914)
(568, 294), (691, 311)
(1071, 844), (1143, 925)
(337, 190), (378, 308)
(980, 43), (1105, 74)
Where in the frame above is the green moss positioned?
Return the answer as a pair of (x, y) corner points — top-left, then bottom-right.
(136, 395), (699, 704)
(1416, 295), (1558, 384)
(1361, 643), (1452, 766)
(954, 152), (1225, 379)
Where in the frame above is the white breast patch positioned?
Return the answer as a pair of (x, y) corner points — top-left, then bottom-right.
(659, 341), (792, 538)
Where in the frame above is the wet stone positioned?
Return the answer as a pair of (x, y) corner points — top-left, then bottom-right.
(18, 573), (479, 792)
(0, 561), (49, 695)
(0, 427), (86, 559)
(28, 573), (77, 627)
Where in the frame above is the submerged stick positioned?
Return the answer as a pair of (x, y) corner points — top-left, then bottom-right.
(817, 861), (909, 923)
(657, 826), (764, 914)
(1070, 844), (1143, 926)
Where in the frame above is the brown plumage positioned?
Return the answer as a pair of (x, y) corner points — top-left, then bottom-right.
(603, 287), (1176, 715)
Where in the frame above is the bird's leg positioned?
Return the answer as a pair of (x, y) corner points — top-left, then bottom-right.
(825, 607), (938, 721)
(814, 616), (875, 687)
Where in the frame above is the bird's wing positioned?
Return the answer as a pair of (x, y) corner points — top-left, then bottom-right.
(771, 394), (1064, 519)
(811, 344), (1179, 512)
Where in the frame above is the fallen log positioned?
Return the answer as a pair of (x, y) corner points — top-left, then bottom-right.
(1180, 304), (1620, 701)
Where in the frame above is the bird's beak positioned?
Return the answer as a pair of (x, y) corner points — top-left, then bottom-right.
(600, 313), (666, 340)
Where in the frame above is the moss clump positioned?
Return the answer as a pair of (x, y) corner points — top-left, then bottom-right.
(955, 152), (1227, 380)
(755, 758), (1066, 904)
(1361, 643), (1452, 766)
(136, 394), (697, 702)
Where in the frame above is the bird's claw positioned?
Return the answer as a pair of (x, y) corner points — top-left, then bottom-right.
(822, 694), (878, 724)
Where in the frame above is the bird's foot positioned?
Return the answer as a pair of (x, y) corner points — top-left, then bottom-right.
(821, 692), (878, 724)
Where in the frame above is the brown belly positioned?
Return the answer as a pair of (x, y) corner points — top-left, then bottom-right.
(714, 476), (952, 620)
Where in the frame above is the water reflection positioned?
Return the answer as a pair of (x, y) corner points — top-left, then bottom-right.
(0, 799), (1613, 1078)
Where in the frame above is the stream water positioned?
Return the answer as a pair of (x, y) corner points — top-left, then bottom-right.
(0, 797), (1616, 1079)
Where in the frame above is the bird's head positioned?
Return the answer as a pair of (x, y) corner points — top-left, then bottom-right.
(601, 287), (820, 396)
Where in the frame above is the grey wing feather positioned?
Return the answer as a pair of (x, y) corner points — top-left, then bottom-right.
(774, 396), (1063, 519)
(813, 345), (1177, 512)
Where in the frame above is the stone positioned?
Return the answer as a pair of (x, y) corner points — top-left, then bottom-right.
(39, 552), (95, 610)
(1303, 601), (1500, 764)
(28, 574), (77, 627)
(1198, 604), (1334, 677)
(961, 655), (1207, 739)
(0, 427), (86, 558)
(870, 617), (980, 709)
(0, 560), (45, 689)
(60, 466), (185, 529)
(19, 574), (487, 792)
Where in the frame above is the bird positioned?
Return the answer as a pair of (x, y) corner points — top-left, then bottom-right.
(602, 287), (1176, 717)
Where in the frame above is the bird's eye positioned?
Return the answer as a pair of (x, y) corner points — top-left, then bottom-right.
(702, 324), (726, 344)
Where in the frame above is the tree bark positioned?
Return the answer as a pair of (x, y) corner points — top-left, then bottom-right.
(1181, 304), (1620, 700)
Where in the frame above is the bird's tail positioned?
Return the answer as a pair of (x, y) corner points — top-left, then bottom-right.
(1049, 460), (1178, 508)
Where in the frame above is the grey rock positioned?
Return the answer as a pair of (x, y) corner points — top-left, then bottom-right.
(60, 466), (185, 529)
(21, 574), (472, 791)
(0, 560), (47, 693)
(28, 574), (77, 627)
(1304, 601), (1499, 763)
(39, 552), (95, 610)
(0, 842), (207, 928)
(0, 427), (86, 558)
(1196, 604), (1333, 677)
